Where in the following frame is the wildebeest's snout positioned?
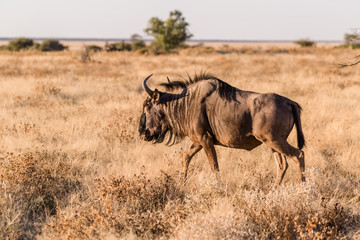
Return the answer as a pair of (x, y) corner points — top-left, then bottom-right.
(138, 113), (146, 133)
(139, 113), (160, 141)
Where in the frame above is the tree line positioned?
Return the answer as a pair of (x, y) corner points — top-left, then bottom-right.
(0, 38), (67, 52)
(0, 10), (192, 53)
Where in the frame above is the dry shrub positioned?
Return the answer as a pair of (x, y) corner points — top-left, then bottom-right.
(41, 172), (188, 239)
(99, 109), (138, 144)
(173, 169), (360, 240)
(97, 172), (186, 238)
(35, 82), (62, 96)
(179, 46), (217, 55)
(40, 199), (115, 240)
(0, 151), (83, 239)
(0, 186), (22, 240)
(13, 81), (77, 109)
(235, 168), (360, 239)
(173, 177), (254, 240)
(174, 210), (251, 240)
(4, 122), (40, 136)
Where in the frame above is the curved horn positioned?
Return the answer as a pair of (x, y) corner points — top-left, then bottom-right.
(143, 74), (154, 96)
(167, 76), (171, 83)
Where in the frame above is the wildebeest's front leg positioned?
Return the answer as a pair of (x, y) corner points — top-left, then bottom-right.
(200, 133), (220, 179)
(183, 144), (202, 181)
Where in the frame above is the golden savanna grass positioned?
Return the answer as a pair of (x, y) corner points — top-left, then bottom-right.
(0, 44), (360, 239)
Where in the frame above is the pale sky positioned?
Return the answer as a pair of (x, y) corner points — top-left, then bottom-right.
(1, 0), (359, 41)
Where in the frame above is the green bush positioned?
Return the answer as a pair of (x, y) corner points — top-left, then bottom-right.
(7, 37), (34, 51)
(336, 43), (351, 49)
(344, 33), (360, 49)
(335, 43), (360, 49)
(294, 39), (316, 48)
(344, 33), (358, 44)
(105, 41), (132, 52)
(350, 43), (360, 49)
(337, 33), (360, 50)
(131, 40), (146, 51)
(39, 39), (67, 52)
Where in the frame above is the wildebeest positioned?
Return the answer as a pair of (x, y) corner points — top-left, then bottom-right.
(139, 73), (305, 184)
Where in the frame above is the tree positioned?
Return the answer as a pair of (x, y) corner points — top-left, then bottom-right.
(338, 31), (360, 68)
(144, 10), (193, 51)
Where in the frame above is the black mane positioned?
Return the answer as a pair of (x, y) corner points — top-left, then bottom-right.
(160, 73), (238, 102)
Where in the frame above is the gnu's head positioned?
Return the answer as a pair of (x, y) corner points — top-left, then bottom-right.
(139, 75), (169, 143)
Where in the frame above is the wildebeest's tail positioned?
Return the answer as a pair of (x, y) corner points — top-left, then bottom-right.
(291, 102), (305, 150)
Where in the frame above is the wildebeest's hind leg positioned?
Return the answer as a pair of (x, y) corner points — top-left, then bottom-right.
(267, 141), (305, 183)
(183, 144), (202, 182)
(272, 149), (289, 184)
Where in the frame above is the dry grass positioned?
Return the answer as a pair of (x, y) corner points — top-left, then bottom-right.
(0, 45), (360, 239)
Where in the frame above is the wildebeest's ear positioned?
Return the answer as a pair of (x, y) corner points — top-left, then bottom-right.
(152, 89), (161, 102)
